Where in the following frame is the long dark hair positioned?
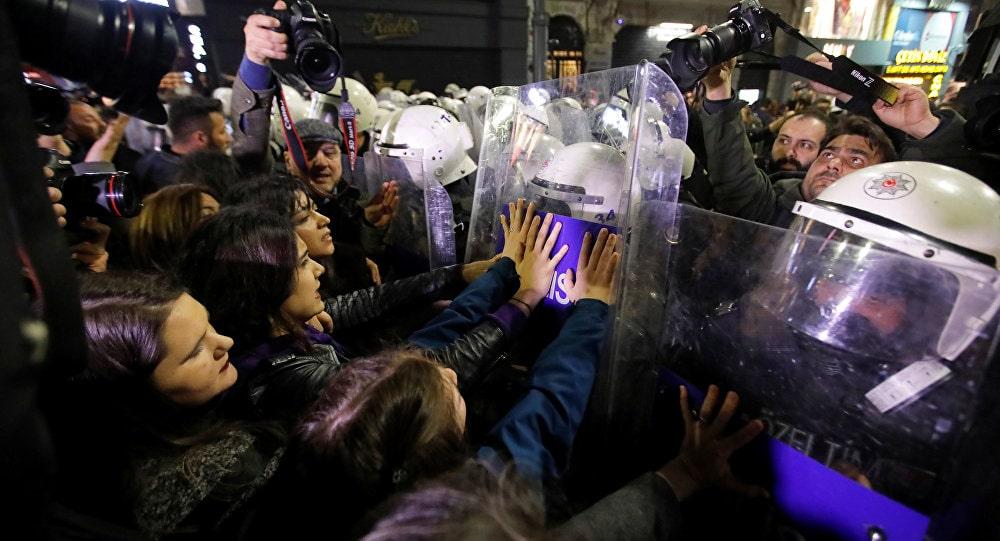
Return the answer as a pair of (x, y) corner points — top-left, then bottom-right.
(70, 272), (233, 447)
(225, 173), (353, 296)
(292, 350), (467, 532)
(223, 173), (304, 216)
(49, 272), (285, 534)
(177, 205), (306, 353)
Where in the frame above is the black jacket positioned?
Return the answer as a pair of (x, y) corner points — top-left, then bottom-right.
(134, 146), (184, 196)
(231, 264), (514, 421)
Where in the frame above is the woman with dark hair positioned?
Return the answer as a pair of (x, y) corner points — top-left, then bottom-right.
(266, 218), (622, 538)
(176, 202), (532, 422)
(224, 174), (380, 297)
(129, 183), (220, 273)
(360, 386), (766, 541)
(174, 149), (240, 200)
(47, 272), (284, 539)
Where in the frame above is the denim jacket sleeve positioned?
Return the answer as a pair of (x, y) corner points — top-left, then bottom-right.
(477, 299), (609, 480)
(407, 257), (520, 349)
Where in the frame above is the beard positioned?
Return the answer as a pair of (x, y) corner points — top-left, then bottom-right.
(770, 156), (805, 172)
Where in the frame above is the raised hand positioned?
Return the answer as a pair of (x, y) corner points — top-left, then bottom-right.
(244, 1), (289, 66)
(565, 228), (620, 304)
(364, 181), (399, 229)
(804, 52), (853, 104)
(872, 84), (939, 139)
(657, 384), (767, 501)
(511, 213), (568, 312)
(85, 114), (129, 163)
(498, 198), (536, 263)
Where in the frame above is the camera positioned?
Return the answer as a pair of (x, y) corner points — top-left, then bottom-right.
(44, 149), (141, 222)
(11, 0), (178, 125)
(657, 0), (775, 91)
(26, 79), (70, 136)
(260, 0), (343, 93)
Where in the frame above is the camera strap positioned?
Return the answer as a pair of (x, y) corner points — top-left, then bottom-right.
(764, 11), (898, 107)
(275, 84), (310, 175)
(338, 76), (359, 172)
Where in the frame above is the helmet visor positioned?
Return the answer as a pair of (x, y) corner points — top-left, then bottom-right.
(755, 217), (963, 361)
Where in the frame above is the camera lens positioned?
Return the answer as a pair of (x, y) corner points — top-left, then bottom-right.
(12, 0), (178, 124)
(296, 43), (342, 93)
(102, 173), (141, 218)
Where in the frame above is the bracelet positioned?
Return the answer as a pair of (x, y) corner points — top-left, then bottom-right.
(510, 297), (533, 313)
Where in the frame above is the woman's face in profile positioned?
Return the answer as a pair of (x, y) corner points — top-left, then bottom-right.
(151, 293), (237, 406)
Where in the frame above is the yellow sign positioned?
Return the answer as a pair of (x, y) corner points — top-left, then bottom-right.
(894, 49), (948, 64)
(363, 13), (420, 41)
(885, 64), (948, 74)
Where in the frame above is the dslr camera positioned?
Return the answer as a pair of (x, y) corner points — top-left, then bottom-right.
(259, 0), (343, 93)
(657, 0), (775, 91)
(43, 150), (141, 223)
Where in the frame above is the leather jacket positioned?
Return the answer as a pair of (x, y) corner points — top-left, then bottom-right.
(236, 261), (520, 421)
(243, 321), (510, 421)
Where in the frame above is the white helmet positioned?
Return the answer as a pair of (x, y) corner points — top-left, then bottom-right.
(444, 82), (461, 97)
(211, 87), (233, 118)
(465, 86), (492, 115)
(528, 142), (624, 225)
(389, 90), (409, 109)
(309, 77), (379, 132)
(376, 87), (394, 101)
(775, 162), (1000, 375)
(518, 132), (564, 182)
(270, 84), (309, 143)
(376, 105), (477, 187)
(438, 97), (463, 119)
(372, 107), (392, 136)
(411, 91), (439, 106)
(544, 97), (591, 145)
(453, 87), (469, 100)
(590, 102), (629, 150)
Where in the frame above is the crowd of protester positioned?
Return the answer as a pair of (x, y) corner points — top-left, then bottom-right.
(22, 1), (1000, 539)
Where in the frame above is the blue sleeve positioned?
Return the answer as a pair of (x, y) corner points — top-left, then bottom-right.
(238, 55), (274, 91)
(407, 257), (519, 349)
(477, 299), (609, 480)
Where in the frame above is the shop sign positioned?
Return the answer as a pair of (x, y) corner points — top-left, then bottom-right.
(363, 13), (420, 41)
(885, 48), (950, 98)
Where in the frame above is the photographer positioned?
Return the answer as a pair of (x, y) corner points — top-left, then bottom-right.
(232, 2), (396, 253)
(698, 56), (895, 227)
(805, 53), (995, 185)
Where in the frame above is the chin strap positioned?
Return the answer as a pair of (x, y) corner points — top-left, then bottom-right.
(275, 84), (309, 174)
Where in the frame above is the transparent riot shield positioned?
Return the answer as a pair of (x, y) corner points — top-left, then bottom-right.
(456, 100), (484, 163)
(465, 62), (688, 320)
(613, 203), (1000, 538)
(364, 146), (456, 273)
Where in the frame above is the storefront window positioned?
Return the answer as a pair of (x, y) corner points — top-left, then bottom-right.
(800, 0), (893, 40)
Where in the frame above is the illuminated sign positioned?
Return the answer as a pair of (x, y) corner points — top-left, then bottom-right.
(363, 13), (420, 41)
(886, 48), (949, 98)
(822, 42), (855, 57)
(188, 24), (208, 73)
(646, 22), (693, 42)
